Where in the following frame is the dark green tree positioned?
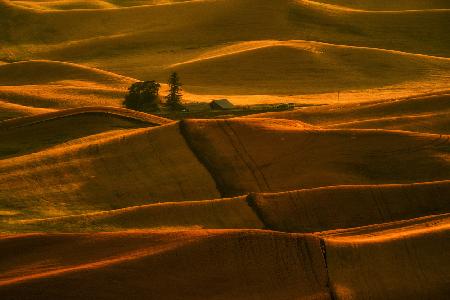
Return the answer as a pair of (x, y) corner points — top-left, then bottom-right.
(165, 72), (183, 110)
(124, 82), (142, 110)
(124, 81), (161, 111)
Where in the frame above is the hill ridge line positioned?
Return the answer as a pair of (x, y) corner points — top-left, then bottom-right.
(0, 60), (135, 80)
(5, 0), (450, 14)
(0, 106), (173, 130)
(10, 180), (447, 230)
(170, 40), (450, 69)
(299, 0), (450, 13)
(0, 237), (199, 287)
(0, 0), (212, 13)
(317, 212), (450, 239)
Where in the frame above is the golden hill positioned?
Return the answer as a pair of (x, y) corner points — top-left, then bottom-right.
(2, 117), (449, 220)
(322, 214), (450, 299)
(0, 60), (132, 86)
(317, 0), (450, 10)
(328, 112), (450, 134)
(182, 118), (450, 196)
(0, 113), (449, 298)
(1, 1), (450, 299)
(2, 46), (448, 109)
(10, 0), (119, 10)
(0, 0), (449, 102)
(0, 230), (330, 300)
(8, 0), (186, 10)
(10, 0), (450, 11)
(0, 60), (133, 109)
(168, 40), (450, 95)
(3, 0), (449, 56)
(1, 224), (448, 299)
(251, 180), (450, 233)
(0, 106), (171, 128)
(0, 106), (171, 159)
(0, 99), (55, 121)
(4, 180), (449, 234)
(0, 122), (220, 219)
(254, 93), (450, 134)
(5, 196), (263, 233)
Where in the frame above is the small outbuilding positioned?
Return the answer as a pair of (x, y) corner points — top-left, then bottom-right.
(210, 99), (234, 110)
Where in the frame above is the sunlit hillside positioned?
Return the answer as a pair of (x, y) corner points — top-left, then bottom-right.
(1, 0), (449, 106)
(1, 0), (449, 299)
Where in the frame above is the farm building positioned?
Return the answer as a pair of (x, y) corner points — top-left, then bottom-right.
(210, 99), (235, 110)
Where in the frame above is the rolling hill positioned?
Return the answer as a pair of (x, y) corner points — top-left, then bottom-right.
(182, 118), (450, 195)
(0, 0), (449, 104)
(0, 60), (133, 110)
(251, 181), (450, 233)
(253, 93), (450, 134)
(2, 117), (450, 221)
(5, 196), (263, 233)
(168, 40), (450, 95)
(0, 122), (220, 219)
(1, 111), (449, 298)
(317, 0), (450, 10)
(0, 106), (172, 158)
(0, 99), (54, 121)
(322, 214), (450, 299)
(1, 0), (450, 299)
(0, 230), (330, 300)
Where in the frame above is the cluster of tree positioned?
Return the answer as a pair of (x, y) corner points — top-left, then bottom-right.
(123, 72), (183, 112)
(123, 80), (160, 111)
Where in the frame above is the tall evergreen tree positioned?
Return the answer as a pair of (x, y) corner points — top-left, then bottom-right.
(165, 72), (183, 110)
(124, 80), (160, 111)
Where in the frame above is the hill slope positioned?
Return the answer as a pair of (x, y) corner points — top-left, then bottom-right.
(0, 123), (220, 219)
(0, 99), (55, 121)
(253, 93), (450, 134)
(0, 0), (449, 101)
(317, 0), (450, 10)
(252, 181), (450, 233)
(168, 40), (450, 95)
(323, 215), (450, 299)
(182, 118), (450, 196)
(0, 112), (449, 299)
(1, 1), (450, 298)
(0, 61), (134, 109)
(0, 60), (132, 86)
(4, 196), (263, 233)
(0, 230), (330, 300)
(0, 107), (172, 159)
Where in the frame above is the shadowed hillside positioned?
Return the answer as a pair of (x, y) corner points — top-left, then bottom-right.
(251, 181), (450, 233)
(323, 216), (450, 299)
(0, 230), (330, 300)
(181, 118), (450, 196)
(0, 107), (172, 158)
